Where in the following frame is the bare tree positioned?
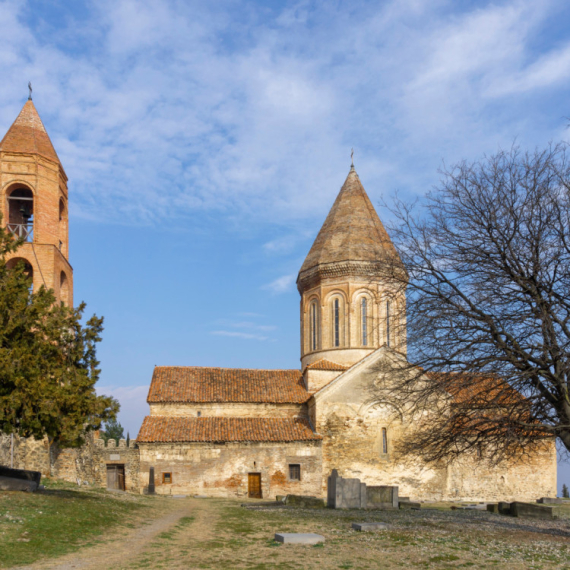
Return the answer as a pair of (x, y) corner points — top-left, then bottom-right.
(382, 143), (570, 463)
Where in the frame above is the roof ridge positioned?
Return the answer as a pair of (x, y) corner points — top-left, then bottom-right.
(154, 365), (301, 372)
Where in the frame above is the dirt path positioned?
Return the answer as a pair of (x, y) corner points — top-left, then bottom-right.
(16, 499), (200, 570)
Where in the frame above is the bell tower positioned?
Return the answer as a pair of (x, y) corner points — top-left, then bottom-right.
(0, 96), (72, 305)
(297, 165), (407, 369)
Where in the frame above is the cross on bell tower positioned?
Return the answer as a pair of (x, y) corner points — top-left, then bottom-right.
(0, 93), (73, 305)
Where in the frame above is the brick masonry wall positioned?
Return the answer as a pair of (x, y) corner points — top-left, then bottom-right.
(1, 151), (72, 305)
(300, 276), (406, 369)
(138, 441), (323, 498)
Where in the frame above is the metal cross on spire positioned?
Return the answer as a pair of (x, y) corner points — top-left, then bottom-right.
(28, 82), (32, 101)
(351, 148), (354, 170)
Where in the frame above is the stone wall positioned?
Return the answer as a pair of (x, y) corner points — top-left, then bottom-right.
(138, 441), (322, 498)
(150, 402), (307, 419)
(315, 399), (557, 502)
(0, 433), (140, 491)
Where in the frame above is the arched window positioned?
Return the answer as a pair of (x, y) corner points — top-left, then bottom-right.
(60, 271), (69, 306)
(59, 198), (66, 222)
(361, 297), (368, 346)
(333, 298), (340, 347)
(6, 257), (33, 292)
(386, 300), (391, 347)
(7, 187), (33, 242)
(382, 427), (388, 454)
(310, 301), (319, 351)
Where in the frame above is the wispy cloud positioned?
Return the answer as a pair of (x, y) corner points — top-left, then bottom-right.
(211, 330), (270, 341)
(0, 0), (568, 229)
(210, 318), (277, 341)
(262, 274), (297, 294)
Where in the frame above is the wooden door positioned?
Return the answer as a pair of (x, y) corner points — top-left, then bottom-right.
(248, 473), (262, 499)
(106, 465), (125, 491)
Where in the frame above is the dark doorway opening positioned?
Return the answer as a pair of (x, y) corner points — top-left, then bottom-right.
(248, 473), (262, 499)
(106, 464), (125, 491)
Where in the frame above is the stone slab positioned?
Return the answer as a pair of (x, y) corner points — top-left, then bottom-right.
(498, 501), (511, 515)
(399, 501), (421, 509)
(274, 533), (325, 544)
(367, 486), (398, 509)
(537, 497), (564, 504)
(0, 475), (37, 492)
(352, 522), (388, 532)
(0, 465), (41, 486)
(510, 502), (557, 520)
(284, 495), (326, 509)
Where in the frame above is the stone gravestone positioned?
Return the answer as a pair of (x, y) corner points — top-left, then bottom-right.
(327, 469), (367, 509)
(367, 486), (399, 509)
(148, 467), (155, 495)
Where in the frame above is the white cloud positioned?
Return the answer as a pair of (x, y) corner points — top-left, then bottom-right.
(262, 273), (296, 294)
(486, 43), (570, 96)
(0, 0), (568, 229)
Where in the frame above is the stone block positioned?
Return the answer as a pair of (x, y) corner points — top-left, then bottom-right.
(367, 486), (398, 509)
(510, 502), (557, 520)
(274, 533), (325, 544)
(284, 495), (326, 508)
(498, 502), (512, 515)
(0, 475), (37, 492)
(399, 501), (421, 509)
(487, 504), (499, 513)
(118, 439), (127, 448)
(537, 497), (563, 504)
(0, 465), (41, 486)
(326, 470), (367, 509)
(352, 522), (388, 531)
(107, 439), (116, 448)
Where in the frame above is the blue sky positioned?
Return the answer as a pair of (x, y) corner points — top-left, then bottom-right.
(1, 0), (570, 491)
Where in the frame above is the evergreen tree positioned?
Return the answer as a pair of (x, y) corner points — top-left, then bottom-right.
(0, 221), (118, 450)
(101, 419), (124, 445)
(563, 484), (569, 499)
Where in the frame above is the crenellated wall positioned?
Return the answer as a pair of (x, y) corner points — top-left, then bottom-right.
(0, 433), (140, 491)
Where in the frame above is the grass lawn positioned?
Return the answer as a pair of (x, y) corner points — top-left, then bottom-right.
(2, 487), (570, 569)
(0, 478), (156, 568)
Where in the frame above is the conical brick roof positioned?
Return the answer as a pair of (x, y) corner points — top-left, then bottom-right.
(298, 168), (402, 279)
(0, 100), (61, 164)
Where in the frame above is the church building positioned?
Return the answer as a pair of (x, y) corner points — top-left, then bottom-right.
(0, 97), (557, 501)
(135, 166), (557, 501)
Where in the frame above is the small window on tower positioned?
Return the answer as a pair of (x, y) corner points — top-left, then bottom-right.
(289, 464), (301, 481)
(162, 472), (172, 484)
(333, 298), (340, 347)
(382, 428), (388, 455)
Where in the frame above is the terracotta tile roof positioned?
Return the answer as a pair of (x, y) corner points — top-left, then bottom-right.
(147, 366), (309, 404)
(0, 101), (61, 165)
(137, 416), (322, 443)
(426, 372), (523, 406)
(298, 168), (403, 278)
(304, 359), (348, 372)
